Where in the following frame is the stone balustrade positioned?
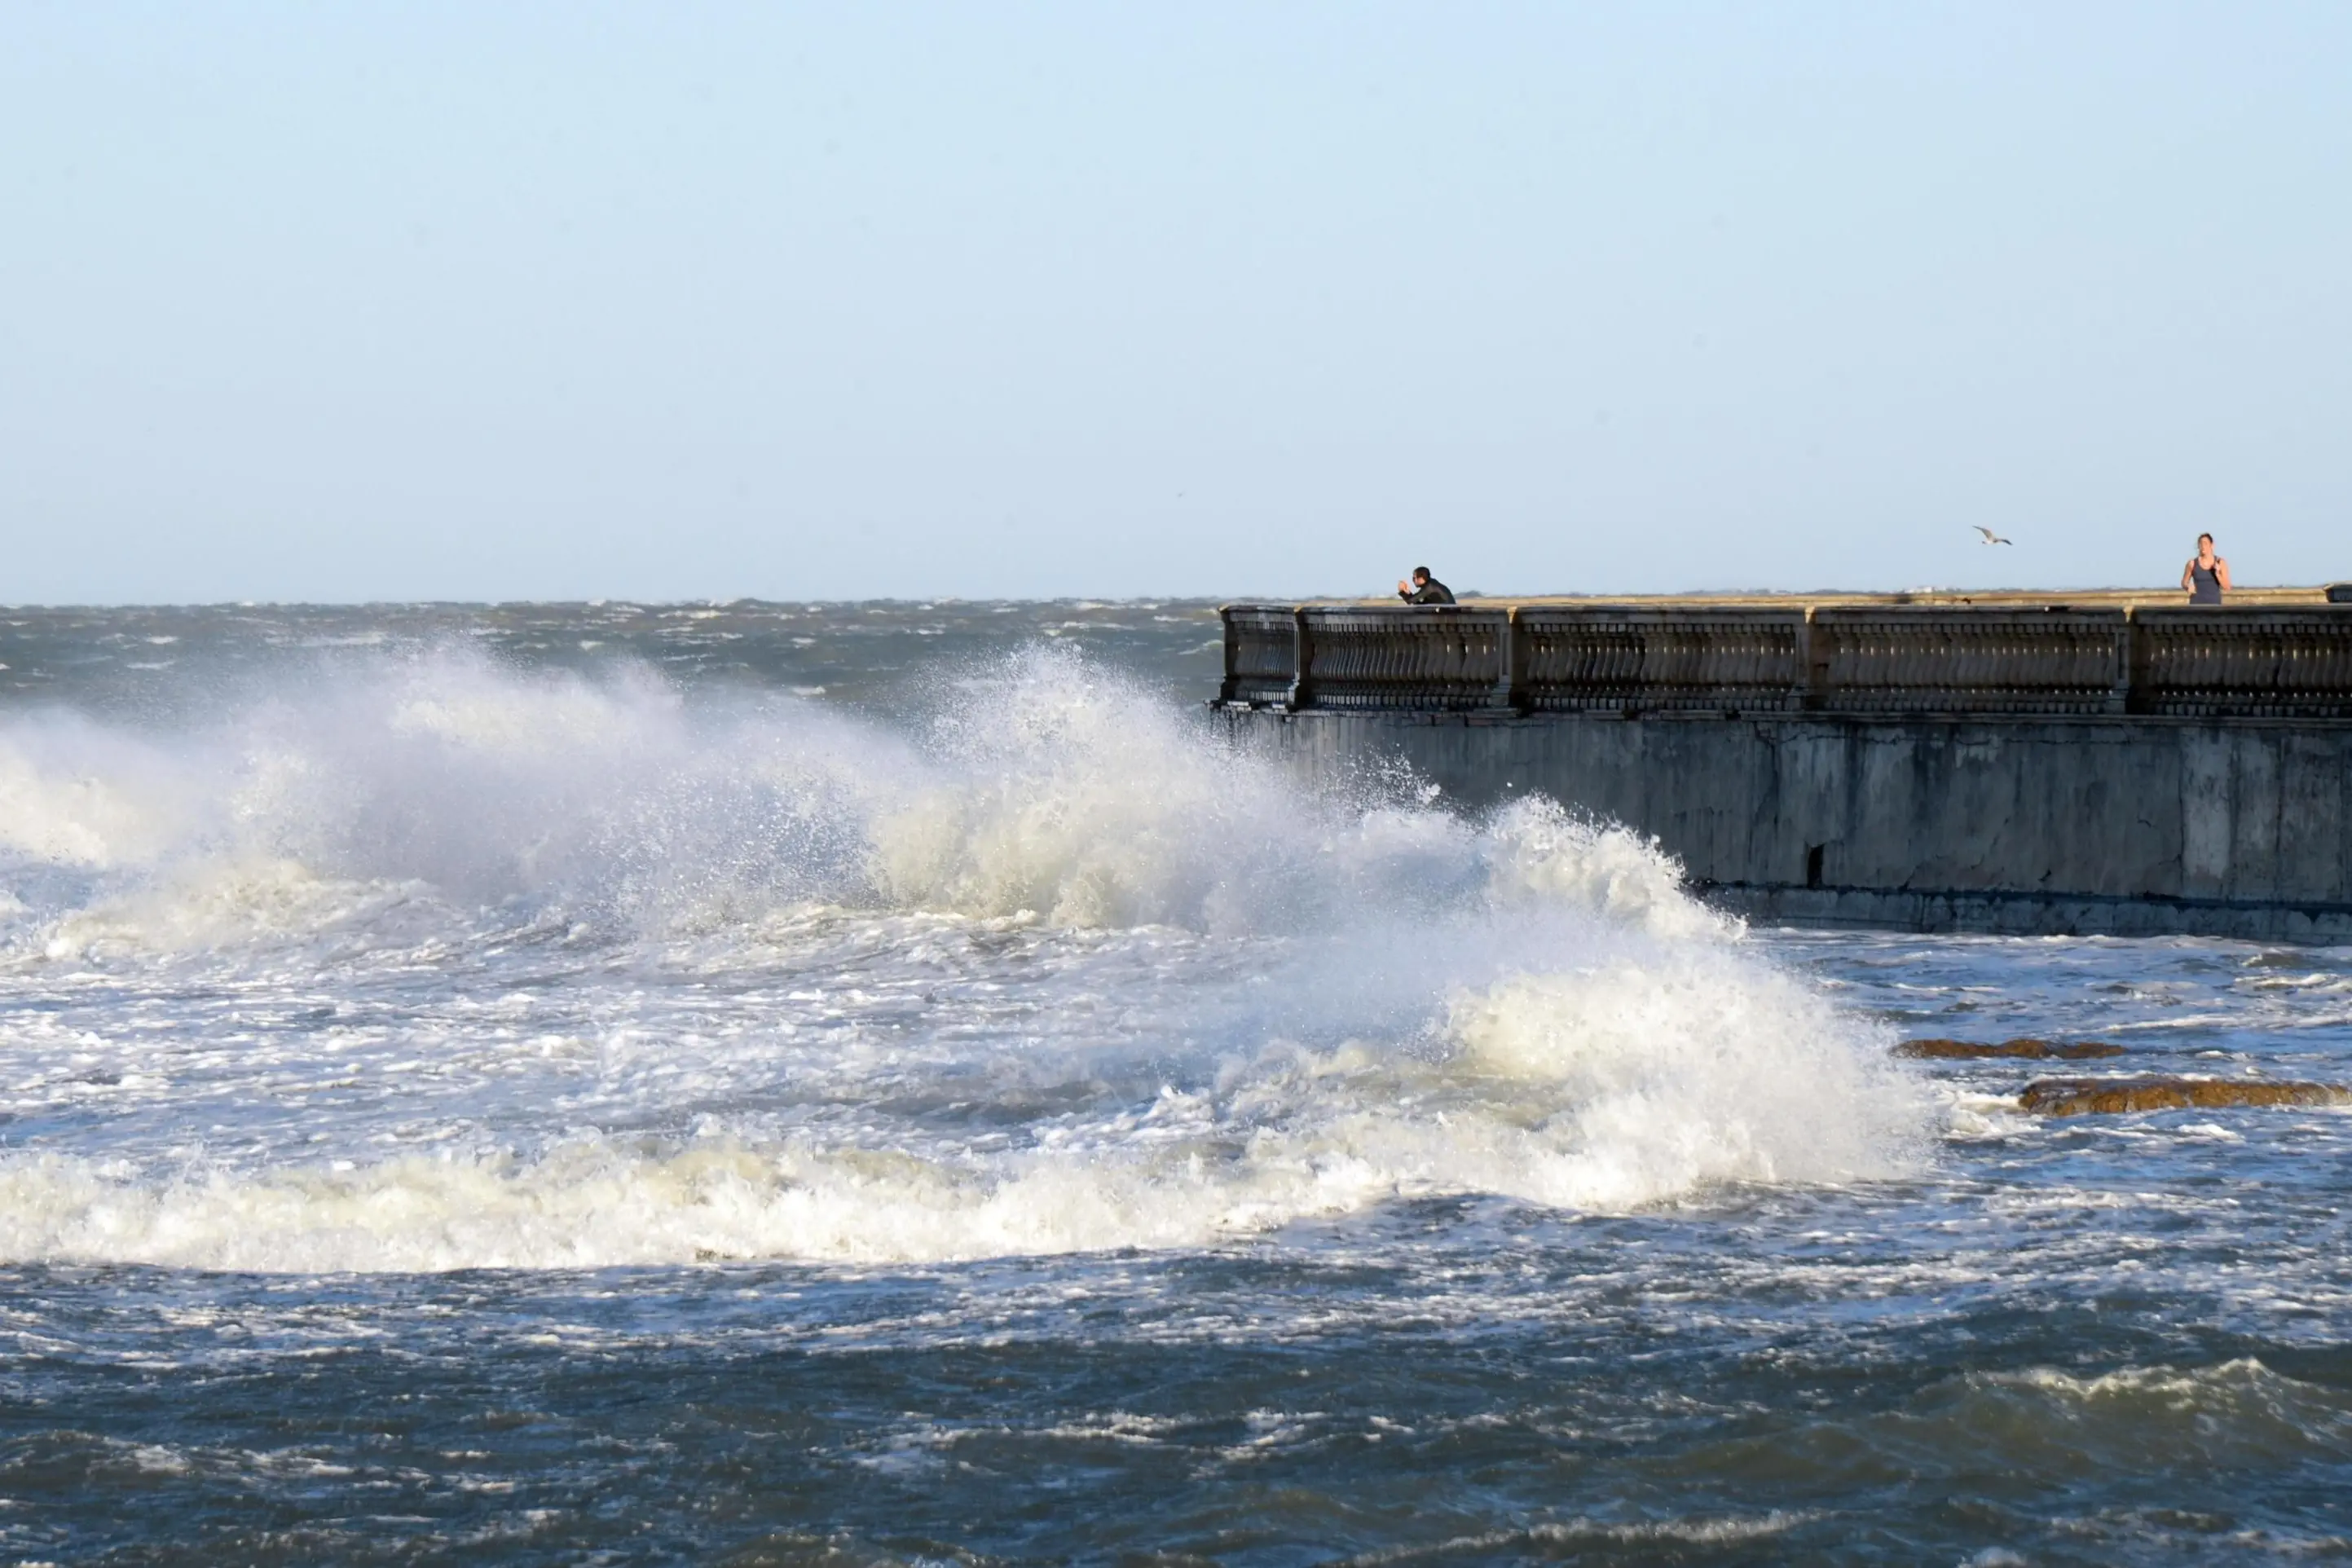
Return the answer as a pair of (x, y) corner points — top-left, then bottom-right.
(1219, 601), (2352, 720)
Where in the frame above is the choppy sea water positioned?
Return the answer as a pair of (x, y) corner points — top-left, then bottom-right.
(0, 601), (2346, 1565)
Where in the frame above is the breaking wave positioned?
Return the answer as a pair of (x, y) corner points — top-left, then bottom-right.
(0, 647), (1929, 1270)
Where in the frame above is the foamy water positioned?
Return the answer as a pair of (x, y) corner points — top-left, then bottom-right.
(2, 603), (2347, 1563)
(0, 645), (1923, 1273)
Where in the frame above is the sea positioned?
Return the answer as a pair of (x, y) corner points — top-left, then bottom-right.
(0, 600), (2346, 1565)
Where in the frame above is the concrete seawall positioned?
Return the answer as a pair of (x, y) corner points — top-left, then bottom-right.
(1213, 592), (2352, 940)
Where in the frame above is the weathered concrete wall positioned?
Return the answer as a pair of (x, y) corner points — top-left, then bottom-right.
(1218, 708), (2352, 941)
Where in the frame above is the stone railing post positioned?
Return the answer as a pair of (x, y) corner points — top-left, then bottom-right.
(1218, 604), (1238, 703)
(1492, 606), (1523, 711)
(1288, 606), (1311, 711)
(2116, 608), (2138, 714)
(1801, 606), (1830, 710)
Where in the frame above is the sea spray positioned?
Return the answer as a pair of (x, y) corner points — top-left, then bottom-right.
(0, 645), (1927, 1269)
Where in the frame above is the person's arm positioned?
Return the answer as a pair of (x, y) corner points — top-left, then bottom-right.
(1397, 579), (1413, 601)
(2217, 557), (2232, 591)
(2182, 560), (2196, 591)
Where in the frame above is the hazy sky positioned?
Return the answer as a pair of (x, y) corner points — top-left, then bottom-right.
(5, 3), (2348, 604)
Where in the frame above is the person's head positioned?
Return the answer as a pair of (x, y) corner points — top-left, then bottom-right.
(2198, 533), (2215, 553)
(1412, 566), (1431, 585)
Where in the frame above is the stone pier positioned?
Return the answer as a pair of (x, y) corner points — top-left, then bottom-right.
(1213, 588), (2352, 940)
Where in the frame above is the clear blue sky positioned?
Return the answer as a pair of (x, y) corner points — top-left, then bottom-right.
(4, 2), (2347, 603)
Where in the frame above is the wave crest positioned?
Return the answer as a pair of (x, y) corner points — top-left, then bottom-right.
(0, 645), (1933, 1268)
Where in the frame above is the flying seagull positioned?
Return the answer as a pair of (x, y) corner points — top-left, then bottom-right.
(1973, 526), (2014, 546)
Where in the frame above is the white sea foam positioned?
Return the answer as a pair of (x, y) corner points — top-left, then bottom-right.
(0, 1032), (1915, 1272)
(0, 954), (1923, 1270)
(0, 646), (1930, 1270)
(0, 720), (196, 869)
(38, 857), (432, 961)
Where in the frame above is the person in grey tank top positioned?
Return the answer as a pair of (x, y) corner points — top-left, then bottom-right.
(2181, 532), (2231, 603)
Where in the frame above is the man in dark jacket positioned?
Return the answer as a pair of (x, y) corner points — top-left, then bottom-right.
(1395, 567), (1456, 605)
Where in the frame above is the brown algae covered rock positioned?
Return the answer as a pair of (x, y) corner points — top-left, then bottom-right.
(2018, 1077), (2352, 1117)
(1896, 1038), (2127, 1060)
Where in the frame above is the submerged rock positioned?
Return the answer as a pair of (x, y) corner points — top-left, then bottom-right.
(1896, 1037), (2126, 1060)
(2018, 1077), (2352, 1117)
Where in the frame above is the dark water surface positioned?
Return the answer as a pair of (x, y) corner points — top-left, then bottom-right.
(0, 598), (1228, 716)
(0, 604), (2345, 1563)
